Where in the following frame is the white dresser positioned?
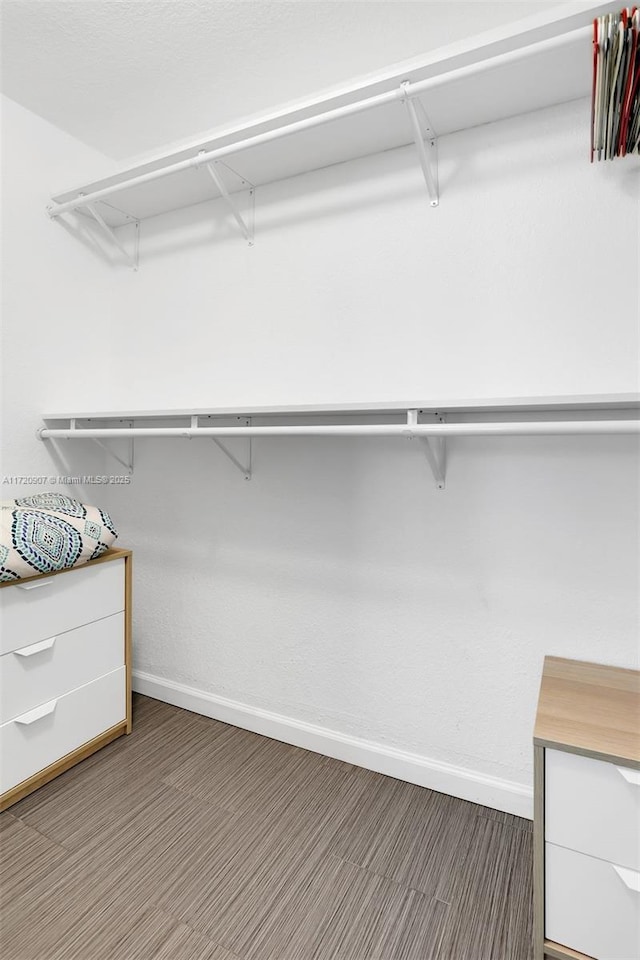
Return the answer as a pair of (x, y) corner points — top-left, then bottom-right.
(0, 548), (132, 810)
(534, 657), (640, 960)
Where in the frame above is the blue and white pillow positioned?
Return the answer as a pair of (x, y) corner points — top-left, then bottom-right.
(0, 494), (118, 582)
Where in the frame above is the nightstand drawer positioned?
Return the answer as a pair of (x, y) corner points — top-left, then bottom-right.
(546, 842), (640, 960)
(0, 612), (124, 723)
(546, 749), (640, 871)
(0, 560), (124, 655)
(0, 666), (126, 793)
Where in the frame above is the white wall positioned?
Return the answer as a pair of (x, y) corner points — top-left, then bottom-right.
(1, 95), (117, 487)
(3, 95), (639, 815)
(102, 102), (638, 405)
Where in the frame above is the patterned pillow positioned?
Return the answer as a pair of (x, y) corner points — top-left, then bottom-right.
(0, 493), (118, 583)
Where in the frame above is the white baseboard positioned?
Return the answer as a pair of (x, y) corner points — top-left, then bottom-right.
(133, 670), (533, 819)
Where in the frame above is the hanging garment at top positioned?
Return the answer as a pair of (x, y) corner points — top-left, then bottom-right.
(592, 8), (640, 160)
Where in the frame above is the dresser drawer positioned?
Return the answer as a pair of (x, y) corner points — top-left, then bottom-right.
(0, 612), (124, 723)
(0, 666), (126, 793)
(546, 842), (640, 960)
(546, 749), (640, 871)
(0, 560), (124, 655)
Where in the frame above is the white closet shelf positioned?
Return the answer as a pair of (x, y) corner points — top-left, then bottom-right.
(46, 4), (607, 248)
(40, 394), (640, 490)
(41, 394), (640, 421)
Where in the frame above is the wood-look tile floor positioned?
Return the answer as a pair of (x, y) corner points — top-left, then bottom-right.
(0, 695), (533, 960)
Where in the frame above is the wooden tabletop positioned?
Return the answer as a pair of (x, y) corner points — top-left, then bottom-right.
(534, 656), (640, 767)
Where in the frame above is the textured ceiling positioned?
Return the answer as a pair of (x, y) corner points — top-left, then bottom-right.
(2, 0), (578, 160)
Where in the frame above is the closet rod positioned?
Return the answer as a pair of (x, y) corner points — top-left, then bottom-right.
(48, 25), (589, 220)
(39, 420), (639, 440)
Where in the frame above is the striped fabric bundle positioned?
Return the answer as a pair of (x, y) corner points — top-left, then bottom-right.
(591, 8), (640, 160)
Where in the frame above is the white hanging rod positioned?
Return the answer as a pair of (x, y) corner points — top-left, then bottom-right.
(47, 26), (589, 220)
(39, 420), (639, 441)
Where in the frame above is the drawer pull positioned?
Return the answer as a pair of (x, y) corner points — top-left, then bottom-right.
(13, 636), (57, 658)
(14, 699), (58, 725)
(613, 864), (640, 893)
(617, 766), (640, 786)
(16, 580), (53, 591)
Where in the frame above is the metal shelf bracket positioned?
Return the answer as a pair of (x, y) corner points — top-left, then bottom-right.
(199, 154), (255, 245)
(80, 200), (139, 270)
(401, 82), (439, 207)
(91, 435), (135, 475)
(195, 416), (252, 480)
(407, 409), (446, 489)
(48, 418), (135, 474)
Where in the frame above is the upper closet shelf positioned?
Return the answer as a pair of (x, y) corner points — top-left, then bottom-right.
(40, 394), (640, 490)
(46, 5), (603, 255)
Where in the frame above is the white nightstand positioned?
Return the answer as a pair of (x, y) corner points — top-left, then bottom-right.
(534, 657), (640, 960)
(0, 548), (132, 810)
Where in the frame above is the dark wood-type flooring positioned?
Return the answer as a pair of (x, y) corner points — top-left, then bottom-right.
(1, 695), (533, 960)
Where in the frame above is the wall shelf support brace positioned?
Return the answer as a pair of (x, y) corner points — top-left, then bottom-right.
(192, 416), (252, 479)
(401, 83), (439, 207)
(200, 155), (254, 245)
(83, 202), (140, 270)
(407, 409), (446, 488)
(212, 438), (252, 480)
(91, 437), (135, 475)
(49, 418), (135, 474)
